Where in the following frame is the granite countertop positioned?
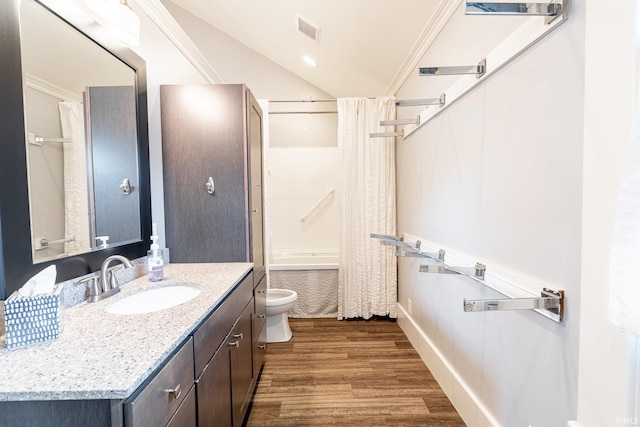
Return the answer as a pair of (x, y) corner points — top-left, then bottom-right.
(0, 262), (252, 402)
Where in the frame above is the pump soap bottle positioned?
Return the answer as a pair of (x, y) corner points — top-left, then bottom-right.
(148, 223), (164, 282)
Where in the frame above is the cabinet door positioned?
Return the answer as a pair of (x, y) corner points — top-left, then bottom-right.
(230, 303), (254, 427)
(196, 344), (232, 427)
(167, 385), (196, 427)
(253, 276), (267, 376)
(161, 84), (248, 263)
(248, 93), (265, 282)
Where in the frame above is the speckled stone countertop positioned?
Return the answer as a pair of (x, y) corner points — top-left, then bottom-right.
(0, 262), (252, 402)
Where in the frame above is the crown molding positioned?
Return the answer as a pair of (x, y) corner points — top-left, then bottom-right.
(385, 0), (461, 96)
(132, 0), (224, 84)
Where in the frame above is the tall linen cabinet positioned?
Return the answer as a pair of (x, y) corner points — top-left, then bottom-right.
(160, 84), (265, 282)
(160, 84), (267, 426)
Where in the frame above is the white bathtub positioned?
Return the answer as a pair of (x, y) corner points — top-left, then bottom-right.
(268, 249), (338, 318)
(269, 249), (338, 270)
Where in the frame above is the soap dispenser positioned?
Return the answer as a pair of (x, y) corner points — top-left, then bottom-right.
(147, 223), (164, 282)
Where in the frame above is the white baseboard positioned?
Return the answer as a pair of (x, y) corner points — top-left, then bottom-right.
(397, 303), (500, 427)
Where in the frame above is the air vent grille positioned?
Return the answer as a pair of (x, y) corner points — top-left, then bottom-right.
(296, 14), (321, 42)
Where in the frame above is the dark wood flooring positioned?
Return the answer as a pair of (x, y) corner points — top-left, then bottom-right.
(246, 318), (466, 426)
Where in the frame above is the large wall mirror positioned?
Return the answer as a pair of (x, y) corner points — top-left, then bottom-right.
(0, 0), (151, 299)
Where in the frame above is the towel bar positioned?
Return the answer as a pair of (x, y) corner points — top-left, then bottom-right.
(463, 288), (564, 321)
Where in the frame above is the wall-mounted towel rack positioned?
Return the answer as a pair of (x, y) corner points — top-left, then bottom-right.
(465, 2), (564, 24)
(463, 288), (564, 321)
(395, 249), (446, 262)
(398, 233), (566, 322)
(420, 262), (486, 280)
(300, 189), (334, 223)
(402, 0), (568, 140)
(370, 233), (421, 250)
(370, 130), (403, 139)
(396, 95), (446, 108)
(34, 237), (75, 251)
(28, 133), (71, 146)
(419, 59), (486, 79)
(381, 117), (420, 126)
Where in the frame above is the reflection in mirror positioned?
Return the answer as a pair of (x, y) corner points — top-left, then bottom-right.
(20, 0), (140, 264)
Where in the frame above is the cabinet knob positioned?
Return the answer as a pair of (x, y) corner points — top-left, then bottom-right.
(257, 290), (266, 294)
(259, 344), (267, 350)
(164, 384), (182, 400)
(229, 340), (240, 348)
(206, 177), (215, 195)
(258, 314), (265, 319)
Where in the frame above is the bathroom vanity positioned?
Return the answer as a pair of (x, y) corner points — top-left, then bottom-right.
(0, 263), (266, 427)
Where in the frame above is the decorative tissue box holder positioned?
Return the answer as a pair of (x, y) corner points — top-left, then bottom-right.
(4, 287), (62, 349)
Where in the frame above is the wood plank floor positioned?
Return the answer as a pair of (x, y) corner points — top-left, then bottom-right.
(246, 318), (466, 426)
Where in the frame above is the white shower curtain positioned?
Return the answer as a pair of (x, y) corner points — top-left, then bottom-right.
(337, 97), (397, 320)
(58, 101), (91, 255)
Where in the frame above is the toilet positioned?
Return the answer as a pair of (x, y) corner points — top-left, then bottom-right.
(266, 288), (298, 343)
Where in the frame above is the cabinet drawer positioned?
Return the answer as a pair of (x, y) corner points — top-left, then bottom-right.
(124, 337), (194, 427)
(194, 272), (254, 375)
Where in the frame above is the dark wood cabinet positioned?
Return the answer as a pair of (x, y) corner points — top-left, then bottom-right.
(160, 84), (265, 284)
(230, 303), (254, 427)
(0, 270), (266, 427)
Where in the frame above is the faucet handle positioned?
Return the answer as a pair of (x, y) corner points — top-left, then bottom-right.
(106, 265), (124, 290)
(76, 274), (100, 302)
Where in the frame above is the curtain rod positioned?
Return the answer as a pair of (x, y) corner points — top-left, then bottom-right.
(269, 96), (444, 107)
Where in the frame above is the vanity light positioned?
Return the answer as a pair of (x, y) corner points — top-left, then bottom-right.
(303, 55), (318, 67)
(85, 0), (119, 22)
(108, 0), (141, 46)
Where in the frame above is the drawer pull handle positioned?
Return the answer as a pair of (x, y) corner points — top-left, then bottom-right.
(259, 344), (266, 350)
(258, 314), (265, 319)
(257, 290), (266, 294)
(229, 340), (240, 348)
(164, 384), (182, 399)
(233, 332), (243, 340)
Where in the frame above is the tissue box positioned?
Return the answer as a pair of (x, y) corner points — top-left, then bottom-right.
(4, 286), (62, 349)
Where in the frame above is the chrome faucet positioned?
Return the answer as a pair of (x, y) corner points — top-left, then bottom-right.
(85, 255), (133, 303)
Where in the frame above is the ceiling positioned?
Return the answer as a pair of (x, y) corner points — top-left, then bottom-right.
(166, 0), (447, 98)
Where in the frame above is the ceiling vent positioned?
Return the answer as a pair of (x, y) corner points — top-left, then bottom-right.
(296, 14), (321, 43)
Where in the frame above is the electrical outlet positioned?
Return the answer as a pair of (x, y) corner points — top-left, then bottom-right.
(408, 298), (412, 314)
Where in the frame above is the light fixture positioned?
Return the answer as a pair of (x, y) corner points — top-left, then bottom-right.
(108, 0), (141, 46)
(85, 0), (119, 22)
(303, 55), (318, 67)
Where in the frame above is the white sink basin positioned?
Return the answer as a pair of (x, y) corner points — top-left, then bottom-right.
(105, 283), (202, 315)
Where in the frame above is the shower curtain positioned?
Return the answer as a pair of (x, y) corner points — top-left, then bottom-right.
(337, 97), (397, 320)
(58, 101), (91, 255)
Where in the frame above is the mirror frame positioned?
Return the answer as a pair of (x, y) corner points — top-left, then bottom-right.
(0, 0), (151, 299)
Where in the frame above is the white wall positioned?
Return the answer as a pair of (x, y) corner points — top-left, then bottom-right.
(269, 113), (338, 253)
(578, 1), (640, 426)
(394, 2), (586, 426)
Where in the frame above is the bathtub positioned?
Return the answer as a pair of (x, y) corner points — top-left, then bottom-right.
(269, 249), (338, 270)
(268, 249), (338, 318)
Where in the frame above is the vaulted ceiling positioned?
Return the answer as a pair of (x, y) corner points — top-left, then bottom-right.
(165, 0), (451, 98)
